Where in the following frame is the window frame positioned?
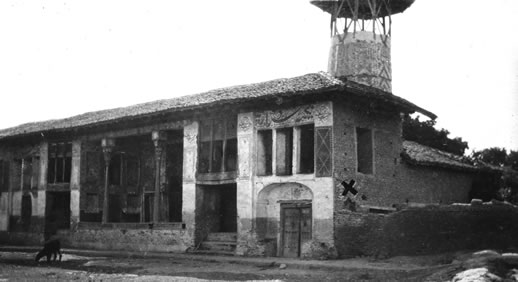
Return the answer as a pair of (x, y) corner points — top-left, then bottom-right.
(198, 117), (237, 174)
(275, 127), (294, 176)
(297, 124), (315, 174)
(47, 142), (72, 184)
(256, 129), (273, 176)
(256, 123), (316, 177)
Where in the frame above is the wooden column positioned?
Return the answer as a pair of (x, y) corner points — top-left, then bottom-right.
(152, 131), (165, 223)
(101, 138), (115, 224)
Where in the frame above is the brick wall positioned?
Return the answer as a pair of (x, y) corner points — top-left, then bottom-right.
(332, 100), (402, 208)
(332, 100), (475, 209)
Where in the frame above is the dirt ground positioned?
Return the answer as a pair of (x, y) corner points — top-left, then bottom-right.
(0, 250), (451, 282)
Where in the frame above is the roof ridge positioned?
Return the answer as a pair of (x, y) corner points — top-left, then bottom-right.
(0, 72), (339, 139)
(402, 140), (477, 171)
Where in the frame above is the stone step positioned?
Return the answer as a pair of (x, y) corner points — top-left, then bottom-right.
(206, 232), (237, 242)
(199, 241), (237, 252)
(190, 249), (236, 256)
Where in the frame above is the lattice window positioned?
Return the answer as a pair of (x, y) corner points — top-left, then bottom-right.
(315, 127), (332, 177)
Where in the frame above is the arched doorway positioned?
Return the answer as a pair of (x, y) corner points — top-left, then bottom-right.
(256, 182), (313, 257)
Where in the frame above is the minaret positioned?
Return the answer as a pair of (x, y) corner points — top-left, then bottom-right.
(311, 0), (415, 92)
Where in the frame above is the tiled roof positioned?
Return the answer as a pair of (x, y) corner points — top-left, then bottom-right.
(0, 72), (434, 140)
(402, 141), (478, 172)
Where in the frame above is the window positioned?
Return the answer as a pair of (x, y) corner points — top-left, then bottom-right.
(298, 124), (315, 174)
(0, 160), (9, 193)
(198, 117), (237, 173)
(257, 130), (273, 176)
(276, 128), (293, 176)
(257, 124), (318, 176)
(356, 127), (374, 174)
(48, 142), (72, 184)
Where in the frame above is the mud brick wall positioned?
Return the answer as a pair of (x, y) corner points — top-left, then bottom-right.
(335, 205), (518, 258)
(334, 210), (385, 257)
(394, 164), (473, 204)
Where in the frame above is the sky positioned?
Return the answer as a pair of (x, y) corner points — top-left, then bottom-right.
(0, 0), (517, 153)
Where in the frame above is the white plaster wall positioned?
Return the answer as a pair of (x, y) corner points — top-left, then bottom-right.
(70, 141), (81, 218)
(35, 142), (48, 217)
(237, 112), (255, 239)
(35, 190), (46, 217)
(182, 183), (196, 218)
(182, 121), (198, 183)
(38, 142), (48, 191)
(70, 190), (80, 218)
(0, 193), (9, 231)
(182, 121), (198, 238)
(11, 191), (22, 216)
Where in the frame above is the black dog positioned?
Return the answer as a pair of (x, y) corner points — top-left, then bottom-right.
(35, 239), (62, 262)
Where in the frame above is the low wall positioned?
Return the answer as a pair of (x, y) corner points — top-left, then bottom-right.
(59, 224), (192, 253)
(0, 231), (44, 246)
(335, 204), (518, 258)
(1, 223), (192, 253)
(0, 216), (45, 245)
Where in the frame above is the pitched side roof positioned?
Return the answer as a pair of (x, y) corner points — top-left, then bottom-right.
(0, 72), (434, 140)
(401, 141), (478, 172)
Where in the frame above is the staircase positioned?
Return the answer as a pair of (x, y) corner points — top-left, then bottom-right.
(195, 232), (237, 256)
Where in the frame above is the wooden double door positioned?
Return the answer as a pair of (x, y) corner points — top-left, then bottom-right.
(281, 203), (312, 257)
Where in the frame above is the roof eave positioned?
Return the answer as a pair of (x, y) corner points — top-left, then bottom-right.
(0, 84), (342, 142)
(343, 81), (437, 120)
(400, 152), (479, 173)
